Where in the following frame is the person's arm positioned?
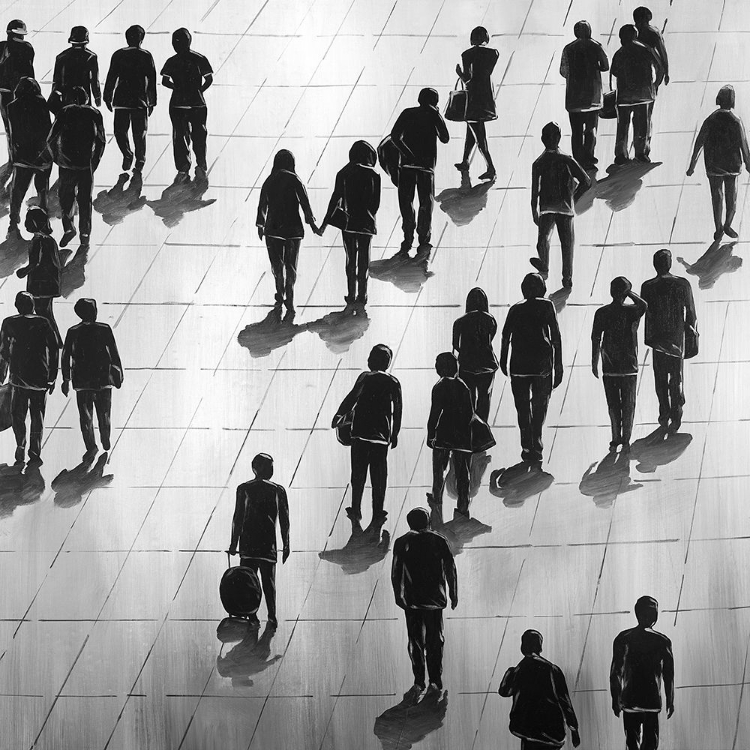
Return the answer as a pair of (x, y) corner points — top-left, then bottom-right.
(657, 32), (669, 83)
(610, 636), (625, 716)
(554, 666), (579, 729)
(684, 279), (697, 328)
(391, 541), (406, 608)
(52, 55), (62, 93)
(686, 119), (709, 176)
(0, 323), (10, 384)
(391, 379), (402, 448)
(549, 304), (563, 388)
(739, 116), (750, 172)
(201, 58), (214, 93)
(609, 51), (618, 92)
(61, 329), (73, 396)
(106, 326), (123, 386)
(91, 56), (102, 106)
(591, 310), (602, 379)
(452, 319), (461, 356)
(160, 61), (174, 90)
(570, 156), (592, 201)
(390, 111), (414, 161)
(427, 385), (442, 447)
(435, 109), (450, 144)
(256, 181), (268, 238)
(559, 47), (568, 79)
(322, 170), (345, 228)
(92, 111), (106, 170)
(443, 539), (458, 609)
(456, 51), (470, 83)
(332, 372), (365, 426)
(498, 666), (518, 697)
(46, 113), (62, 163)
(663, 638), (675, 718)
(228, 486), (244, 554)
(147, 54), (157, 110)
(372, 172), (381, 216)
(500, 310), (512, 376)
(103, 53), (118, 111)
(530, 162), (540, 224)
(295, 177), (317, 228)
(278, 485), (290, 563)
(161, 75), (174, 89)
(47, 322), (59, 391)
(628, 290), (648, 316)
(598, 44), (610, 72)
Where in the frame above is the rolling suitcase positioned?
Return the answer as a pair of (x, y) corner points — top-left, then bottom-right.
(220, 553), (262, 619)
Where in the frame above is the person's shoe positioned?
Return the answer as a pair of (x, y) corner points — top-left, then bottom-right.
(667, 418), (682, 434)
(176, 170), (190, 183)
(7, 223), (20, 240)
(724, 225), (739, 239)
(562, 277), (573, 289)
(14, 446), (24, 463)
(133, 162), (144, 174)
(80, 234), (90, 246)
(609, 440), (619, 452)
(195, 166), (207, 179)
(405, 683), (425, 701)
(621, 441), (631, 452)
(122, 154), (133, 171)
(372, 510), (388, 522)
(27, 453), (42, 466)
(454, 161), (469, 171)
(426, 680), (443, 693)
(345, 506), (362, 521)
(82, 446), (98, 461)
(478, 169), (496, 181)
(614, 155), (629, 165)
(529, 257), (548, 275)
(284, 299), (295, 314)
(267, 616), (278, 629)
(60, 228), (77, 248)
(454, 508), (470, 520)
(416, 241), (432, 253)
(398, 240), (412, 256)
(356, 294), (368, 305)
(344, 295), (356, 306)
(634, 155), (651, 163)
(101, 435), (111, 451)
(713, 228), (724, 241)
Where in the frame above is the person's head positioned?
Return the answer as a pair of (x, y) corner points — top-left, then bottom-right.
(65, 85), (89, 106)
(520, 629), (543, 656)
(6, 19), (27, 41)
(418, 87), (439, 108)
(717, 84), (735, 110)
(251, 453), (274, 480)
(610, 276), (632, 301)
(406, 507), (430, 531)
(573, 20), (592, 39)
(125, 24), (145, 47)
(15, 291), (34, 315)
(24, 206), (51, 235)
(367, 344), (392, 372)
(272, 149), (295, 173)
(541, 121), (561, 149)
(619, 24), (638, 44)
(521, 272), (547, 299)
(470, 26), (490, 46)
(466, 286), (489, 313)
(435, 351), (459, 378)
(633, 6), (653, 26)
(13, 76), (40, 99)
(68, 25), (89, 46)
(349, 139), (377, 167)
(172, 27), (192, 53)
(74, 298), (97, 322)
(653, 248), (672, 275)
(634, 595), (659, 627)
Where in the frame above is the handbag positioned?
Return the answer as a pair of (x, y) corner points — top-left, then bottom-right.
(600, 91), (617, 120)
(444, 78), (467, 122)
(332, 411), (354, 446)
(0, 384), (11, 432)
(377, 135), (401, 187)
(470, 413), (495, 453)
(684, 323), (699, 360)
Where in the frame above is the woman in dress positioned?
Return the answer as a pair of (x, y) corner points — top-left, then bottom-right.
(455, 26), (499, 180)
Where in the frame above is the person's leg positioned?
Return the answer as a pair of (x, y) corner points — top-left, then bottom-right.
(58, 168), (77, 234)
(369, 442), (389, 517)
(476, 371), (495, 423)
(28, 389), (47, 459)
(615, 106), (632, 162)
(583, 110), (599, 165)
(405, 610), (427, 688)
(259, 561), (277, 624)
(33, 169), (50, 213)
(416, 170), (434, 247)
(76, 169), (94, 240)
(708, 176), (725, 237)
(284, 238), (300, 310)
(424, 609), (445, 688)
(569, 111), (584, 165)
(431, 448), (451, 504)
(535, 213), (555, 274)
(621, 375), (637, 446)
(9, 166), (34, 228)
(356, 235), (371, 302)
(510, 376), (534, 461)
(342, 231), (357, 302)
(645, 100), (654, 157)
(556, 214), (575, 286)
(652, 350), (671, 427)
(265, 237), (285, 304)
(76, 390), (97, 452)
(11, 387), (29, 459)
(460, 124), (476, 166)
(190, 107), (208, 171)
(471, 121), (494, 176)
(94, 388), (112, 451)
(397, 169), (417, 250)
(724, 175), (738, 235)
(458, 369), (478, 413)
(131, 109), (148, 170)
(667, 354), (685, 428)
(633, 103), (650, 159)
(641, 712), (660, 750)
(169, 107), (191, 173)
(603, 376), (623, 447)
(453, 451), (471, 515)
(113, 109), (133, 168)
(349, 439), (369, 519)
(529, 374), (553, 462)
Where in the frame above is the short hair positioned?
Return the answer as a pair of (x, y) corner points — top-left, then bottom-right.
(349, 139), (376, 167)
(573, 20), (591, 39)
(418, 87), (439, 108)
(435, 351), (458, 378)
(634, 595), (658, 624)
(251, 453), (274, 479)
(653, 248), (672, 273)
(172, 27), (191, 51)
(65, 85), (88, 106)
(541, 122), (561, 148)
(15, 291), (34, 315)
(368, 344), (392, 371)
(406, 507), (430, 530)
(74, 298), (97, 322)
(521, 272), (546, 299)
(521, 629), (543, 655)
(717, 85), (735, 109)
(619, 24), (638, 44)
(125, 24), (145, 46)
(24, 206), (51, 235)
(470, 26), (490, 46)
(610, 276), (632, 299)
(13, 76), (40, 98)
(633, 6), (653, 24)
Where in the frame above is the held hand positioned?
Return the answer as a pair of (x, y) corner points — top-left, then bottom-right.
(282, 547), (290, 564)
(553, 368), (563, 389)
(61, 381), (70, 397)
(257, 226), (264, 240)
(571, 728), (581, 748)
(48, 382), (55, 395)
(667, 704), (675, 719)
(612, 703), (621, 718)
(390, 435), (398, 449)
(531, 209), (539, 226)
(686, 166), (694, 177)
(455, 63), (462, 77)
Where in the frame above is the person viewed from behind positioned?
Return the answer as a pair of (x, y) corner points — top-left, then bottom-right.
(687, 85), (750, 241)
(321, 140), (381, 306)
(559, 20), (609, 169)
(0, 20), (34, 149)
(51, 26), (101, 113)
(452, 287), (498, 422)
(256, 149), (319, 315)
(633, 7), (669, 89)
(454, 26), (499, 181)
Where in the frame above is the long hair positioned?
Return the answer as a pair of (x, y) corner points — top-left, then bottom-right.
(272, 149), (296, 173)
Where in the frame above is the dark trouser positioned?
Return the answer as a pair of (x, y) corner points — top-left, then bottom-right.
(0, 90), (11, 157)
(114, 109), (148, 168)
(59, 167), (94, 238)
(536, 213), (574, 283)
(623, 711), (659, 750)
(652, 350), (684, 426)
(510, 374), (552, 463)
(32, 297), (61, 347)
(404, 609), (444, 688)
(459, 369), (495, 422)
(266, 237), (301, 306)
(350, 439), (388, 516)
(432, 447), (471, 514)
(521, 741), (563, 750)
(342, 231), (371, 302)
(708, 174), (738, 232)
(76, 389), (112, 451)
(169, 106), (208, 172)
(615, 103), (651, 160)
(10, 166), (50, 225)
(569, 109), (600, 166)
(11, 386), (47, 458)
(240, 557), (277, 621)
(398, 167), (434, 248)
(603, 375), (637, 446)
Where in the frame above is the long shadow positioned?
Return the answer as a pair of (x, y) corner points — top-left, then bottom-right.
(549, 287), (572, 314)
(430, 501), (492, 556)
(60, 245), (90, 298)
(0, 462), (45, 518)
(318, 518), (390, 575)
(369, 245), (434, 294)
(306, 306), (371, 354)
(147, 174), (216, 228)
(629, 427), (693, 474)
(0, 234), (31, 278)
(215, 619), (282, 687)
(436, 170), (495, 226)
(579, 450), (643, 508)
(677, 240), (742, 290)
(444, 450), (491, 501)
(237, 308), (307, 358)
(51, 453), (113, 508)
(489, 462), (554, 507)
(374, 688), (448, 750)
(93, 172), (147, 226)
(575, 161), (661, 215)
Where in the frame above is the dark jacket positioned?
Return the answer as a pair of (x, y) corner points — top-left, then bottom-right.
(334, 370), (402, 444)
(694, 108), (750, 177)
(53, 46), (101, 104)
(428, 377), (474, 452)
(160, 50), (212, 108)
(391, 105), (450, 171)
(532, 149), (590, 215)
(611, 42), (657, 105)
(640, 274), (696, 358)
(257, 169), (315, 240)
(22, 234), (61, 298)
(47, 103), (106, 170)
(104, 46), (157, 109)
(560, 37), (609, 112)
(7, 94), (51, 168)
(453, 289), (498, 374)
(62, 322), (122, 390)
(0, 39), (34, 92)
(324, 163), (381, 235)
(0, 314), (59, 389)
(502, 298), (562, 376)
(231, 479), (290, 562)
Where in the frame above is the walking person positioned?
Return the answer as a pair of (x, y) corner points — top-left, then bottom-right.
(257, 149), (319, 314)
(321, 140), (380, 306)
(687, 85), (750, 240)
(61, 298), (123, 456)
(47, 86), (106, 247)
(6, 77), (51, 239)
(454, 26), (499, 180)
(332, 344), (402, 524)
(50, 26), (101, 113)
(228, 453), (290, 629)
(0, 292), (58, 464)
(452, 287), (498, 423)
(500, 273), (563, 465)
(104, 24), (157, 173)
(391, 507), (457, 696)
(640, 249), (697, 433)
(633, 7), (669, 89)
(160, 28), (213, 179)
(391, 88), (450, 255)
(0, 20), (34, 156)
(611, 596), (675, 750)
(499, 630), (581, 749)
(559, 20), (609, 168)
(530, 122), (591, 288)
(592, 277), (648, 452)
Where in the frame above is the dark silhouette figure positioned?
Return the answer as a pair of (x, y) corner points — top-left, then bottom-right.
(104, 25), (157, 172)
(499, 630), (581, 749)
(160, 28), (213, 178)
(633, 6), (669, 147)
(629, 428), (692, 474)
(257, 149), (319, 314)
(611, 596), (674, 750)
(560, 20), (609, 168)
(215, 620), (282, 687)
(687, 85), (750, 241)
(501, 273), (563, 465)
(50, 26), (101, 115)
(579, 451), (642, 508)
(435, 170), (494, 226)
(236, 308), (306, 358)
(392, 507), (457, 693)
(6, 77), (50, 239)
(530, 122), (590, 288)
(93, 171), (146, 226)
(332, 344), (402, 523)
(147, 172), (215, 228)
(228, 453), (290, 629)
(641, 249), (697, 432)
(430, 503), (492, 557)
(489, 463), (554, 507)
(0, 292), (58, 464)
(454, 26), (498, 180)
(0, 20), (34, 162)
(453, 287), (498, 422)
(306, 306), (370, 354)
(321, 140), (380, 306)
(318, 518), (390, 575)
(574, 160), (660, 215)
(592, 277), (648, 451)
(391, 88), (450, 254)
(47, 86), (106, 247)
(61, 298), (123, 456)
(0, 461), (44, 517)
(51, 452), (112, 508)
(677, 240), (742, 290)
(373, 687), (448, 750)
(368, 245), (434, 294)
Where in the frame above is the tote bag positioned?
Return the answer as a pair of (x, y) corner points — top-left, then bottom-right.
(444, 78), (467, 122)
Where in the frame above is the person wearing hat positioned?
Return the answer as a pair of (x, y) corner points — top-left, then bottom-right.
(50, 26), (101, 114)
(160, 28), (213, 178)
(104, 25), (157, 172)
(0, 20), (34, 154)
(61, 298), (123, 456)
